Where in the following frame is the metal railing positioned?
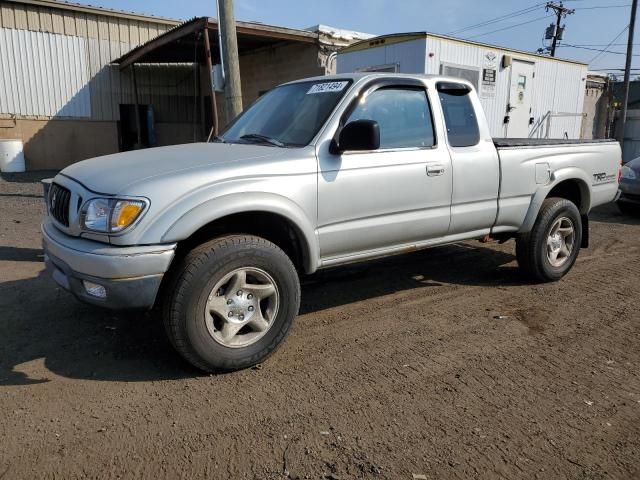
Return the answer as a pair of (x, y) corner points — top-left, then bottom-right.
(529, 111), (587, 139)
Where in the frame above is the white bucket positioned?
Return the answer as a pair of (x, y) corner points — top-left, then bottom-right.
(0, 139), (26, 173)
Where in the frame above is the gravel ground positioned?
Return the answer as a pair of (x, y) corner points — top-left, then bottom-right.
(1, 172), (639, 479)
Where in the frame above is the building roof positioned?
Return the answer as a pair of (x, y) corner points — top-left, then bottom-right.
(113, 16), (318, 69)
(309, 24), (373, 43)
(4, 0), (181, 25)
(340, 31), (588, 66)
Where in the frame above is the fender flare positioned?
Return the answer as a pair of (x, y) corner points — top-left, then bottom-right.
(160, 192), (319, 273)
(518, 168), (591, 233)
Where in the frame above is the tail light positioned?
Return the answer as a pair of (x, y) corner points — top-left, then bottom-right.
(618, 160), (623, 183)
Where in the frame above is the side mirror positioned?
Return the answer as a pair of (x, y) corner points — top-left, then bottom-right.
(333, 119), (380, 153)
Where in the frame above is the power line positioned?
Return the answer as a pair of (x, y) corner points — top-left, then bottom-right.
(589, 25), (630, 64)
(447, 2), (546, 35)
(590, 67), (640, 71)
(466, 14), (554, 39)
(569, 43), (640, 46)
(575, 4), (631, 9)
(559, 44), (640, 55)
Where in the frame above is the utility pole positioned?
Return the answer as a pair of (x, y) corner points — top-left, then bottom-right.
(619, 0), (639, 149)
(545, 1), (574, 57)
(218, 0), (243, 123)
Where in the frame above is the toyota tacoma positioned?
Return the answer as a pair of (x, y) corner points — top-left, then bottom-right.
(42, 73), (622, 371)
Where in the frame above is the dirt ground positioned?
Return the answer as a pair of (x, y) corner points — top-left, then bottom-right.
(1, 172), (639, 480)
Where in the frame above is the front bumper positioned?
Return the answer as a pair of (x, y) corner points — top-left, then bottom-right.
(618, 178), (640, 205)
(617, 190), (640, 206)
(42, 220), (176, 310)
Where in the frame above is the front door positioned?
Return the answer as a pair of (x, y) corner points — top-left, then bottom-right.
(508, 60), (535, 137)
(317, 83), (452, 260)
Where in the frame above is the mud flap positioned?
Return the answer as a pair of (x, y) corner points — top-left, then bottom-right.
(581, 214), (589, 248)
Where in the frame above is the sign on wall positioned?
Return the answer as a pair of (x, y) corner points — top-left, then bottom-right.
(481, 51), (498, 99)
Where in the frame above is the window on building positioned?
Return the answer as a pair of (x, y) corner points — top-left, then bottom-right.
(440, 63), (480, 91)
(346, 87), (435, 149)
(356, 64), (399, 73)
(437, 83), (480, 147)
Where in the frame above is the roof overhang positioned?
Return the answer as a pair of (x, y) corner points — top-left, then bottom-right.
(340, 31), (588, 67)
(114, 17), (318, 70)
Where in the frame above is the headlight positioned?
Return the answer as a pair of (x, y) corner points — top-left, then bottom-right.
(621, 165), (637, 180)
(81, 198), (147, 233)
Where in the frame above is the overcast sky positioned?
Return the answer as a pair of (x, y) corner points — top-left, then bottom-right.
(82, 0), (638, 76)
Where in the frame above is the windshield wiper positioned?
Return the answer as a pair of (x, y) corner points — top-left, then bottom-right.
(239, 133), (286, 147)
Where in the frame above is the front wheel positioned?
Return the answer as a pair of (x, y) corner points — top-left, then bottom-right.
(516, 197), (582, 282)
(163, 235), (300, 372)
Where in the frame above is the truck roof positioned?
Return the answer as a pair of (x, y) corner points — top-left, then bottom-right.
(285, 72), (475, 88)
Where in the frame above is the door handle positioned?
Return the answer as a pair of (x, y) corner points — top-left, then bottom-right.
(426, 165), (445, 176)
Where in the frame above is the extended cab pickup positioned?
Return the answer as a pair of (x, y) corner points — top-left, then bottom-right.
(42, 73), (621, 371)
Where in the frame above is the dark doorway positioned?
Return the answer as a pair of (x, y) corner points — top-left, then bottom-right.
(118, 104), (157, 152)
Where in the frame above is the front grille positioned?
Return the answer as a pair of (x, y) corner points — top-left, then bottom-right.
(49, 183), (71, 226)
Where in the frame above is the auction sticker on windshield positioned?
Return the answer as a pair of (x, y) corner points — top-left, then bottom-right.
(307, 81), (349, 94)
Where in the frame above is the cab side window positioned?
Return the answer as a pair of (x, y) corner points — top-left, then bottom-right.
(346, 87), (435, 149)
(437, 83), (480, 147)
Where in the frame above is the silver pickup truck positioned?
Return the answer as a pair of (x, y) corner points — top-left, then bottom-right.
(42, 73), (621, 371)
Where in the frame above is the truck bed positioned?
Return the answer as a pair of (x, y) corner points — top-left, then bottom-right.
(494, 138), (617, 148)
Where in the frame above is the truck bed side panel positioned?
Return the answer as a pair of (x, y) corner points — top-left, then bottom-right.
(494, 141), (621, 232)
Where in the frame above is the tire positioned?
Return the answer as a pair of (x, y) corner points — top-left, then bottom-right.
(516, 197), (582, 282)
(163, 235), (300, 372)
(617, 200), (639, 216)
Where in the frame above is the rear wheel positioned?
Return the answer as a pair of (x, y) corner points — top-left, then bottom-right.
(516, 197), (582, 282)
(163, 235), (300, 372)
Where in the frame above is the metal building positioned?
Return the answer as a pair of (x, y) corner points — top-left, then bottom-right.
(0, 0), (369, 170)
(337, 32), (589, 140)
(0, 0), (180, 170)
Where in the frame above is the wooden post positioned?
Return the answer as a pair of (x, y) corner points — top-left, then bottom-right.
(132, 64), (143, 148)
(198, 63), (205, 141)
(203, 27), (219, 137)
(218, 0), (243, 122)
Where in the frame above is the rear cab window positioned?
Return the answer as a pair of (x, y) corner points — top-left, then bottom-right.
(437, 82), (480, 147)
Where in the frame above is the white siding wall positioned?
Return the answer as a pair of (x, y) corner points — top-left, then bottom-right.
(425, 37), (508, 136)
(337, 35), (587, 139)
(425, 36), (587, 139)
(529, 59), (587, 139)
(336, 38), (426, 74)
(0, 27), (91, 117)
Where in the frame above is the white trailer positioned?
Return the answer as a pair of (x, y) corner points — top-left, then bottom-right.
(337, 32), (588, 139)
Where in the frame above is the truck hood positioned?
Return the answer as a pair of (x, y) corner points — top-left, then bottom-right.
(60, 143), (282, 195)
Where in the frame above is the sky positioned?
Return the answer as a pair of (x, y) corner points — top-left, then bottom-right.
(78, 0), (639, 76)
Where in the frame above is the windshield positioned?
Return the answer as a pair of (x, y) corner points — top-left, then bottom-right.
(220, 80), (352, 147)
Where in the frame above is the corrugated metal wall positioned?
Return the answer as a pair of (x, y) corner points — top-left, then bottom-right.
(0, 27), (90, 116)
(0, 1), (197, 122)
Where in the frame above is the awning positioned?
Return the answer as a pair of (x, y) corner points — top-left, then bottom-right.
(114, 17), (318, 70)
